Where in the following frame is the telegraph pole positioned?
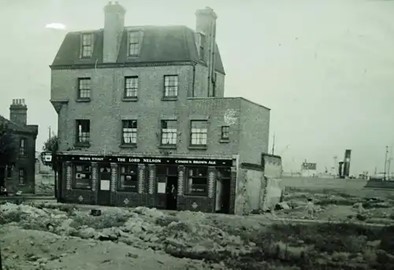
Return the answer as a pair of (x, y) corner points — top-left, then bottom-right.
(384, 146), (388, 180)
(271, 134), (275, 155)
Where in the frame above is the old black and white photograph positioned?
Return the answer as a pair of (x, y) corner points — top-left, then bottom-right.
(0, 0), (394, 269)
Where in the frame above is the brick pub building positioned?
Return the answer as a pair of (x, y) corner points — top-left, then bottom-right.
(0, 99), (38, 194)
(51, 2), (276, 214)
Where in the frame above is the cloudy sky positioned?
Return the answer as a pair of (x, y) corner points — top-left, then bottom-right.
(0, 0), (393, 175)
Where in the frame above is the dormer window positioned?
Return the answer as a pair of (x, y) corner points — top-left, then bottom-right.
(81, 33), (93, 58)
(128, 31), (142, 56)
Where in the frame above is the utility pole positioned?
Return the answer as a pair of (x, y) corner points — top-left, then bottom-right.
(48, 126), (52, 140)
(384, 146), (388, 180)
(388, 146), (393, 180)
(271, 134), (275, 155)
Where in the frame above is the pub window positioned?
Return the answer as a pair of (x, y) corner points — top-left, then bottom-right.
(19, 138), (26, 156)
(124, 76), (138, 98)
(81, 33), (93, 58)
(19, 169), (25, 185)
(221, 126), (230, 140)
(186, 167), (208, 195)
(78, 78), (91, 99)
(190, 120), (208, 145)
(128, 31), (142, 56)
(161, 120), (177, 145)
(76, 120), (90, 144)
(73, 164), (92, 189)
(122, 120), (137, 145)
(164, 75), (178, 97)
(118, 165), (139, 192)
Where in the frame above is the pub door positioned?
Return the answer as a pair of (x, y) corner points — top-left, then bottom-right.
(0, 167), (5, 188)
(97, 165), (111, 205)
(156, 165), (178, 210)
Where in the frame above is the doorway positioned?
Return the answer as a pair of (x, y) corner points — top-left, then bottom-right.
(215, 167), (231, 214)
(97, 165), (111, 205)
(156, 165), (178, 210)
(0, 167), (5, 188)
(166, 176), (178, 210)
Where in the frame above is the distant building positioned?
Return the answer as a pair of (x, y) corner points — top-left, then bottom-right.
(0, 99), (38, 193)
(50, 3), (275, 214)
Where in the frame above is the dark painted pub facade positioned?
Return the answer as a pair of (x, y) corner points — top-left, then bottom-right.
(55, 154), (235, 213)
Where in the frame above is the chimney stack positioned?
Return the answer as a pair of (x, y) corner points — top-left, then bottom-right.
(103, 1), (126, 63)
(195, 7), (217, 97)
(10, 99), (27, 126)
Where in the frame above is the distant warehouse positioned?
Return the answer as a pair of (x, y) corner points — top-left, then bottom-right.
(50, 2), (281, 214)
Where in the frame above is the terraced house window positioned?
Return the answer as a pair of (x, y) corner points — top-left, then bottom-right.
(76, 120), (90, 144)
(161, 120), (177, 145)
(124, 76), (138, 98)
(19, 169), (25, 185)
(190, 120), (208, 145)
(78, 78), (91, 99)
(81, 33), (93, 58)
(128, 31), (141, 56)
(19, 138), (26, 156)
(73, 164), (92, 189)
(118, 165), (139, 192)
(186, 167), (208, 195)
(122, 120), (137, 145)
(164, 75), (178, 97)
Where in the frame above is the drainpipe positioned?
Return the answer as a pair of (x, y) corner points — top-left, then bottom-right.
(192, 62), (196, 97)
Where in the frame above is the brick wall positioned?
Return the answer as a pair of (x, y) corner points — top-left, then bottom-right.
(239, 98), (270, 165)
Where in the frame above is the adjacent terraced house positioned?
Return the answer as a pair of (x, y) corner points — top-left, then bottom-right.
(50, 2), (279, 214)
(0, 99), (38, 194)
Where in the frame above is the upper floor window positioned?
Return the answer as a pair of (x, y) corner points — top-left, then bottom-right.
(221, 126), (230, 140)
(190, 120), (208, 146)
(73, 164), (92, 189)
(161, 120), (177, 145)
(164, 75), (178, 98)
(128, 31), (142, 56)
(198, 33), (206, 60)
(122, 120), (137, 145)
(78, 78), (91, 99)
(81, 33), (93, 58)
(124, 76), (138, 98)
(76, 120), (90, 144)
(19, 138), (26, 156)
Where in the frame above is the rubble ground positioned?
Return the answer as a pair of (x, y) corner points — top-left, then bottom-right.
(1, 188), (394, 270)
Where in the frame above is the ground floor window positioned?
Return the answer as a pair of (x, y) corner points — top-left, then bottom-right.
(118, 164), (138, 192)
(19, 169), (25, 185)
(186, 167), (208, 196)
(73, 164), (92, 189)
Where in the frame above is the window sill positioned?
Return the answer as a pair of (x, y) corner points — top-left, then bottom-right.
(188, 145), (207, 150)
(117, 190), (138, 193)
(161, 97), (178, 101)
(158, 145), (177, 150)
(219, 139), (230, 143)
(74, 142), (90, 148)
(119, 144), (137, 149)
(76, 98), (91, 103)
(183, 194), (208, 197)
(122, 97), (138, 102)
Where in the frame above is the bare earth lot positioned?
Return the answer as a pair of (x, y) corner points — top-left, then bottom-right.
(1, 178), (393, 270)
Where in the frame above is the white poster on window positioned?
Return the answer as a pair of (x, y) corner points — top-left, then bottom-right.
(100, 180), (110, 191)
(158, 182), (166, 194)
